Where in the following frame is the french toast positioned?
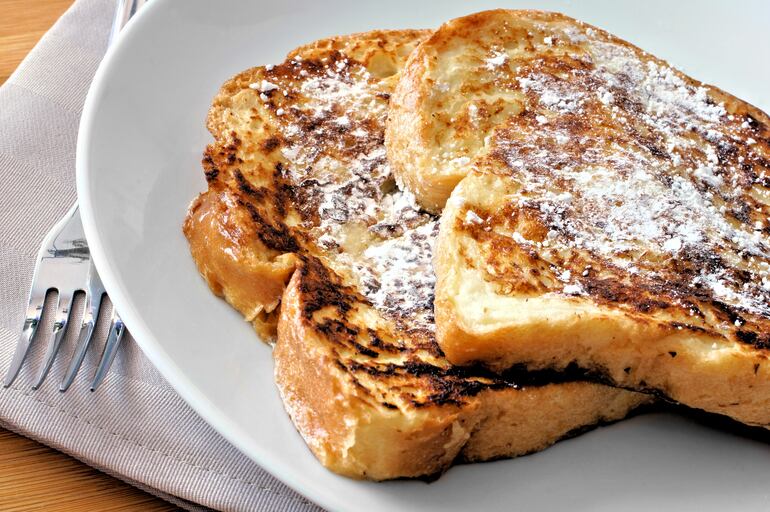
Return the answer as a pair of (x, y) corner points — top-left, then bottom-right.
(183, 29), (649, 480)
(406, 10), (770, 426)
(387, 11), (580, 212)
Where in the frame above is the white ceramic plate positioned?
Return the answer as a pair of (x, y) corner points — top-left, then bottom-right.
(77, 1), (770, 510)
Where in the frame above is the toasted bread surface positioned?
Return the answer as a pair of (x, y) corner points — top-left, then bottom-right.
(184, 29), (649, 479)
(184, 29), (429, 336)
(424, 11), (770, 426)
(387, 10), (581, 211)
(275, 259), (646, 479)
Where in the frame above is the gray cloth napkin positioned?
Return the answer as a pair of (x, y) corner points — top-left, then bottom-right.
(0, 1), (322, 510)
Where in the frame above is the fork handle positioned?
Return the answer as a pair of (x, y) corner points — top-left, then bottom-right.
(109, 0), (149, 45)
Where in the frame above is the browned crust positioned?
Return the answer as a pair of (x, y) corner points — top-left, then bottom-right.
(274, 264), (651, 480)
(184, 30), (432, 339)
(387, 10), (581, 213)
(435, 178), (770, 427)
(274, 268), (474, 480)
(387, 8), (770, 211)
(392, 9), (770, 426)
(183, 188), (296, 326)
(437, 301), (770, 427)
(209, 29), (432, 144)
(185, 28), (651, 480)
(287, 29), (432, 66)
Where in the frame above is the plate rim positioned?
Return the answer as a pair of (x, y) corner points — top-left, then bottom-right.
(75, 0), (331, 508)
(75, 1), (770, 510)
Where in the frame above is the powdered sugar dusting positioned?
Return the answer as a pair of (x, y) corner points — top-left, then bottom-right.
(483, 26), (770, 319)
(485, 50), (509, 69)
(272, 57), (392, 244)
(518, 75), (584, 113)
(515, 161), (770, 314)
(357, 218), (438, 331)
(265, 53), (437, 331)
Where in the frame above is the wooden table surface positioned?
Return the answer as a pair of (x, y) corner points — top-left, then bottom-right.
(0, 1), (177, 510)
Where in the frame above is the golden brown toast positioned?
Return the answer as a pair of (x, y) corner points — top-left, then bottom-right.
(183, 29), (649, 480)
(412, 10), (770, 426)
(387, 11), (583, 212)
(277, 260), (646, 479)
(184, 30), (429, 338)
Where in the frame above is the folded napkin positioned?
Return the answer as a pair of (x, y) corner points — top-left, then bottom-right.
(0, 1), (321, 510)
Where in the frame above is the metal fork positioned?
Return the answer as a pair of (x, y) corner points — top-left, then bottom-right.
(3, 205), (124, 391)
(3, 0), (145, 392)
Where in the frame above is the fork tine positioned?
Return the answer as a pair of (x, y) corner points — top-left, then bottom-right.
(8, 0), (143, 392)
(32, 291), (75, 390)
(3, 291), (47, 388)
(59, 290), (103, 392)
(90, 310), (125, 391)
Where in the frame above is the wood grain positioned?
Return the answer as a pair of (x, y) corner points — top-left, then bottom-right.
(0, 0), (75, 84)
(0, 1), (177, 510)
(0, 429), (176, 511)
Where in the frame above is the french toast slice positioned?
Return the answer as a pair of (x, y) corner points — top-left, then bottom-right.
(387, 11), (583, 212)
(184, 30), (431, 338)
(416, 11), (770, 426)
(183, 29), (649, 480)
(276, 258), (646, 479)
